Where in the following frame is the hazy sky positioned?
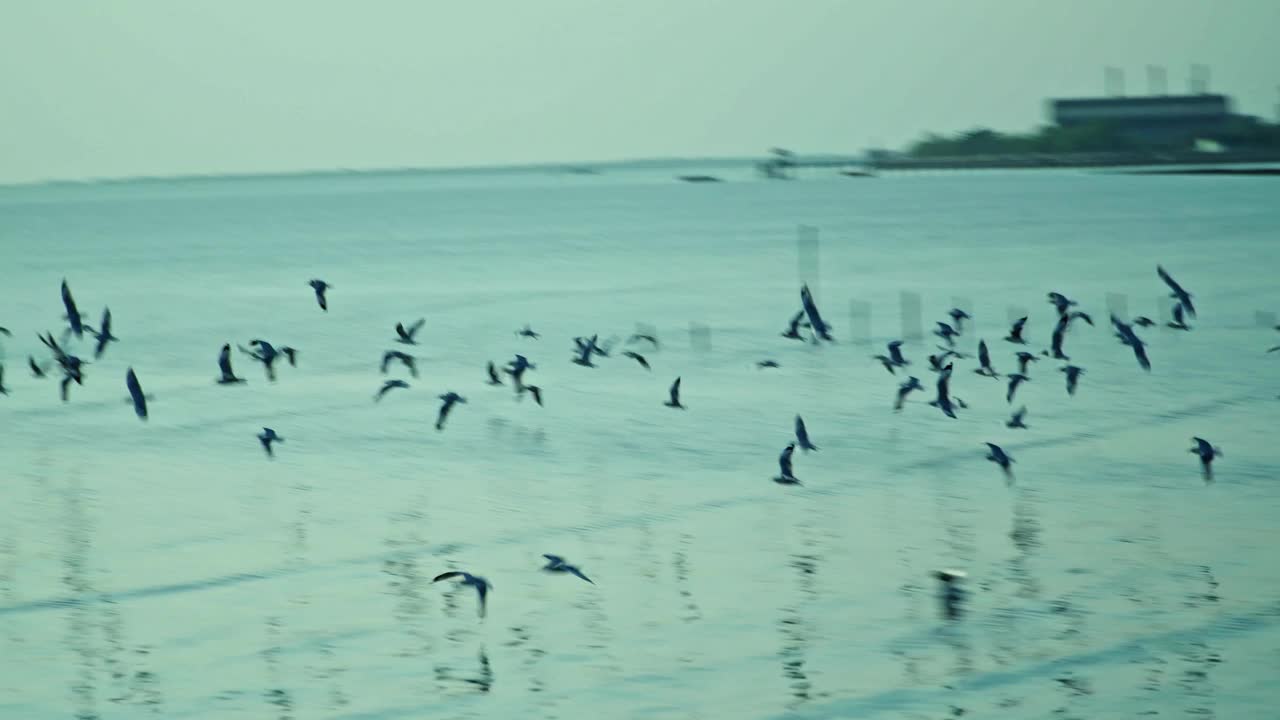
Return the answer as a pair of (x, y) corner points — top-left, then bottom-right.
(2, 0), (1278, 183)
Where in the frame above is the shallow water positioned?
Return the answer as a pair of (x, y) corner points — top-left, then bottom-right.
(2, 166), (1279, 719)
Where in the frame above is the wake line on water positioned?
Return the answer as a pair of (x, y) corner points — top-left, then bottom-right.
(0, 389), (1265, 618)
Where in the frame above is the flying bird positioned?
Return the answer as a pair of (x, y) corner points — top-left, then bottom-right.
(1060, 365), (1084, 395)
(934, 322), (959, 347)
(1004, 316), (1028, 345)
(517, 325), (540, 339)
(794, 415), (818, 451)
(216, 344), (246, 385)
(29, 355), (51, 378)
(381, 350), (418, 377)
(125, 368), (149, 420)
(1133, 316), (1155, 328)
(984, 442), (1014, 483)
(1189, 437), (1222, 483)
(280, 346), (298, 367)
(781, 310), (808, 341)
(506, 354), (536, 384)
(872, 354), (898, 375)
(774, 442), (800, 485)
(1167, 302), (1192, 331)
(258, 427), (283, 458)
(800, 284), (834, 341)
(974, 340), (999, 378)
(1015, 351), (1039, 375)
(433, 571), (492, 618)
(61, 279), (85, 339)
(1068, 311), (1094, 327)
(1046, 314), (1070, 360)
(928, 363), (960, 418)
(887, 340), (909, 367)
(948, 308), (971, 335)
(0, 365), (8, 396)
(541, 555), (593, 584)
(486, 361), (504, 385)
(894, 376), (924, 411)
(664, 377), (684, 409)
(1110, 315), (1152, 371)
(375, 379), (409, 401)
(1157, 266), (1196, 318)
(517, 383), (543, 406)
(0, 326), (9, 336)
(1047, 292), (1077, 317)
(1006, 406), (1028, 429)
(308, 279), (330, 311)
(622, 350), (651, 370)
(88, 307), (119, 358)
(757, 360), (780, 369)
(395, 318), (426, 345)
(239, 340), (282, 381)
(628, 333), (660, 347)
(1006, 373), (1029, 404)
(436, 392), (466, 430)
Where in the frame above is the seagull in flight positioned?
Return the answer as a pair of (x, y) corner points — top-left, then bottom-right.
(29, 355), (51, 378)
(928, 363), (960, 419)
(1060, 365), (1084, 395)
(308, 279), (331, 311)
(628, 332), (660, 348)
(757, 360), (780, 369)
(125, 368), (150, 420)
(886, 340), (909, 367)
(516, 383), (543, 406)
(0, 365), (8, 396)
(239, 340), (282, 381)
(517, 325), (540, 339)
(774, 442), (800, 485)
(486, 361), (505, 385)
(781, 310), (808, 341)
(1133, 316), (1155, 328)
(432, 571), (492, 618)
(381, 350), (418, 377)
(1047, 292), (1077, 317)
(985, 442), (1014, 484)
(258, 427), (283, 458)
(664, 377), (684, 409)
(395, 318), (426, 345)
(1006, 373), (1029, 404)
(872, 354), (898, 375)
(216, 344), (246, 384)
(1189, 437), (1222, 483)
(1006, 406), (1028, 429)
(794, 415), (818, 451)
(800, 284), (834, 341)
(436, 392), (466, 430)
(1167, 302), (1192, 331)
(88, 307), (119, 359)
(894, 376), (923, 411)
(1015, 351), (1039, 375)
(541, 555), (594, 584)
(61, 279), (85, 339)
(1004, 316), (1028, 345)
(948, 308), (971, 335)
(1157, 265), (1196, 318)
(934, 321), (959, 347)
(622, 350), (651, 370)
(375, 379), (409, 402)
(974, 340), (999, 378)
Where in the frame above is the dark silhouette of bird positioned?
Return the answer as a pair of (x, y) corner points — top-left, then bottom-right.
(927, 353), (948, 373)
(622, 350), (651, 370)
(1167, 302), (1192, 331)
(934, 321), (959, 347)
(486, 361), (504, 385)
(1015, 351), (1039, 375)
(239, 340), (281, 381)
(985, 442), (1014, 483)
(88, 307), (119, 358)
(1006, 373), (1029, 404)
(395, 318), (426, 345)
(0, 365), (8, 396)
(781, 310), (808, 341)
(61, 279), (85, 339)
(436, 392), (466, 430)
(216, 344), (246, 384)
(1068, 311), (1094, 327)
(0, 326), (9, 337)
(794, 415), (818, 451)
(1048, 291), (1077, 317)
(517, 383), (543, 406)
(1110, 315), (1152, 371)
(948, 308), (971, 335)
(928, 363), (960, 418)
(1157, 265), (1196, 318)
(40, 332), (87, 402)
(308, 279), (330, 311)
(894, 376), (923, 411)
(800, 284), (834, 341)
(375, 379), (409, 401)
(432, 571), (492, 618)
(381, 350), (418, 377)
(774, 442), (800, 485)
(280, 346), (298, 367)
(125, 368), (149, 420)
(974, 340), (999, 378)
(258, 427), (283, 458)
(1189, 437), (1222, 483)
(757, 360), (780, 369)
(1060, 365), (1084, 395)
(1046, 314), (1070, 360)
(506, 354), (536, 384)
(29, 355), (51, 378)
(1006, 406), (1028, 429)
(541, 555), (593, 584)
(517, 325), (540, 339)
(872, 354), (898, 374)
(887, 340), (909, 367)
(664, 377), (684, 409)
(628, 333), (659, 348)
(1005, 316), (1028, 344)
(1133, 316), (1155, 327)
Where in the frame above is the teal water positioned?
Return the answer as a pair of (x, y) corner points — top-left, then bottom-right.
(2, 167), (1279, 719)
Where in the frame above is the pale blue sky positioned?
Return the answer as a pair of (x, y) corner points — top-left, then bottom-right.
(2, 0), (1277, 184)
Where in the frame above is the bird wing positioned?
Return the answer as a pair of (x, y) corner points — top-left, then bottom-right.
(1156, 265), (1186, 295)
(408, 318), (426, 335)
(542, 554), (564, 565)
(432, 571), (464, 583)
(569, 567), (594, 584)
(380, 352), (393, 373)
(978, 341), (990, 367)
(217, 344), (232, 374)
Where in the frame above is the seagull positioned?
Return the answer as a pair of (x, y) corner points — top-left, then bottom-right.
(541, 555), (593, 584)
(948, 308), (971, 335)
(280, 346), (298, 367)
(0, 365), (8, 396)
(887, 340), (909, 367)
(1189, 437), (1222, 483)
(517, 383), (543, 406)
(432, 571), (492, 618)
(308, 279), (330, 311)
(88, 307), (118, 359)
(781, 310), (808, 341)
(1047, 292), (1077, 317)
(1006, 373), (1029, 404)
(1110, 315), (1152, 371)
(375, 379), (409, 401)
(974, 340), (999, 378)
(894, 376), (924, 411)
(1060, 365), (1084, 395)
(1006, 406), (1028, 429)
(125, 368), (149, 420)
(517, 325), (540, 339)
(800, 284), (834, 341)
(395, 318), (426, 345)
(0, 326), (9, 336)
(216, 344), (246, 384)
(1004, 316), (1028, 345)
(872, 354), (898, 374)
(570, 337), (598, 367)
(1068, 311), (1094, 327)
(507, 354), (537, 384)
(1133, 316), (1155, 328)
(774, 442), (800, 485)
(1167, 302), (1192, 331)
(1046, 314), (1070, 360)
(628, 333), (660, 348)
(258, 427), (283, 458)
(61, 279), (85, 339)
(757, 360), (780, 369)
(664, 377), (684, 409)
(934, 321), (959, 347)
(1015, 351), (1039, 375)
(794, 415), (818, 451)
(927, 354), (948, 373)
(40, 332), (87, 401)
(928, 363), (960, 419)
(622, 350), (651, 370)
(985, 442), (1014, 483)
(381, 350), (418, 377)
(29, 355), (51, 378)
(486, 361), (505, 385)
(436, 392), (466, 430)
(1157, 265), (1196, 318)
(239, 340), (281, 381)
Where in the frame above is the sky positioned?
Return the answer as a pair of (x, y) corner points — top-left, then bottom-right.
(2, 0), (1278, 184)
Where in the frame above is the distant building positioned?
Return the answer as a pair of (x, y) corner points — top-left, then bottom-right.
(1048, 94), (1242, 146)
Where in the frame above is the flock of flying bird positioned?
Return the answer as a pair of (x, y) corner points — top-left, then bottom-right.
(0, 264), (1264, 618)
